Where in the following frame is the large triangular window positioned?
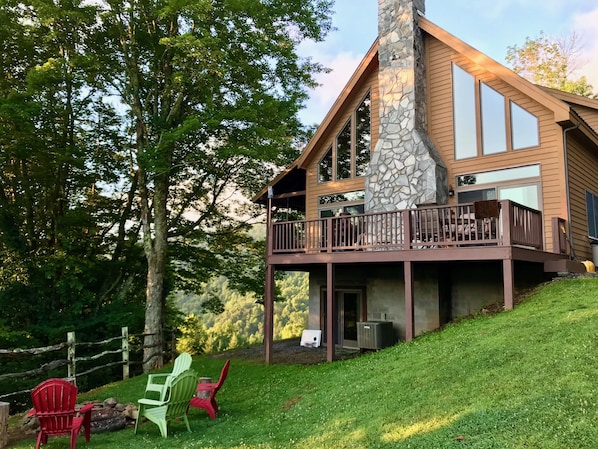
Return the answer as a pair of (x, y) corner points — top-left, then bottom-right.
(511, 102), (540, 150)
(452, 63), (540, 159)
(318, 146), (333, 183)
(317, 91), (371, 183)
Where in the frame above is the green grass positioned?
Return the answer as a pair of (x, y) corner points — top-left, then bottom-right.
(8, 277), (598, 448)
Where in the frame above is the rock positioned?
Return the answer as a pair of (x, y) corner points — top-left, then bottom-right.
(90, 406), (126, 433)
(103, 398), (118, 408)
(114, 403), (126, 412)
(21, 399), (137, 435)
(122, 404), (138, 420)
(20, 414), (38, 435)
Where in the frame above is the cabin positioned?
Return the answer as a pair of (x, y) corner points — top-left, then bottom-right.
(253, 0), (598, 363)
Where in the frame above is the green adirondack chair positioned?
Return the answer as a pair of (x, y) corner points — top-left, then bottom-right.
(143, 352), (192, 401)
(135, 369), (198, 437)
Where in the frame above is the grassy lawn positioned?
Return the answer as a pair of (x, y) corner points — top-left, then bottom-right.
(7, 277), (598, 449)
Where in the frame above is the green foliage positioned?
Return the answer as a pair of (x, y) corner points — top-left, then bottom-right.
(176, 314), (208, 355)
(9, 277), (597, 448)
(0, 0), (334, 371)
(506, 31), (594, 96)
(175, 272), (308, 354)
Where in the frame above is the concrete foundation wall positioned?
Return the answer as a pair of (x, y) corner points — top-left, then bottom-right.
(306, 261), (507, 344)
(450, 261), (504, 317)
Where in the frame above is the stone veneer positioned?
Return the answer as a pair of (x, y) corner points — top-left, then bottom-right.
(365, 0), (447, 211)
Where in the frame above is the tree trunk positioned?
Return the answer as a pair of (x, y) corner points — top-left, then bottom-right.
(142, 175), (169, 372)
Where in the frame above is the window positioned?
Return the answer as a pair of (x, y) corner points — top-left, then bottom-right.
(480, 83), (507, 155)
(318, 191), (365, 217)
(318, 147), (332, 183)
(511, 102), (540, 149)
(458, 188), (496, 203)
(456, 165), (541, 210)
(336, 121), (351, 180)
(452, 63), (540, 159)
(317, 91), (371, 183)
(355, 93), (371, 176)
(457, 165), (541, 186)
(452, 64), (477, 159)
(587, 191), (598, 241)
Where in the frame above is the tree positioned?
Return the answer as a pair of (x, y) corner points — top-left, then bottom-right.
(506, 31), (594, 96)
(97, 0), (333, 371)
(0, 0), (147, 347)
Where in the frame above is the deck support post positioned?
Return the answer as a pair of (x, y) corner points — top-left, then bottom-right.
(404, 261), (415, 341)
(502, 259), (514, 310)
(264, 264), (275, 364)
(326, 262), (336, 362)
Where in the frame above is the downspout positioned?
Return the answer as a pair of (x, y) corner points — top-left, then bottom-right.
(563, 121), (580, 260)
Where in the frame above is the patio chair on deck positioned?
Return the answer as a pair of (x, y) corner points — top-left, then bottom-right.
(187, 360), (230, 420)
(474, 200), (500, 239)
(29, 378), (95, 449)
(143, 352), (192, 401)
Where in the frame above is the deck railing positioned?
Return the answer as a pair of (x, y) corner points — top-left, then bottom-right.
(270, 200), (544, 254)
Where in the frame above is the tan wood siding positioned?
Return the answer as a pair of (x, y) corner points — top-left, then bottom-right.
(426, 35), (566, 251)
(566, 133), (598, 260)
(304, 68), (378, 220)
(572, 105), (598, 132)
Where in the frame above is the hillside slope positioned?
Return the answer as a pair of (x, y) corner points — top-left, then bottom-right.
(10, 277), (598, 449)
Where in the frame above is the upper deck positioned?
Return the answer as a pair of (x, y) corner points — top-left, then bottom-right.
(267, 200), (570, 267)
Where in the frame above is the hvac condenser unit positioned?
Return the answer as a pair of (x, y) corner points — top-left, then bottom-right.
(357, 321), (395, 350)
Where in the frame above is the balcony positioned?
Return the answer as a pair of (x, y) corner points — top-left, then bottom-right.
(269, 200), (546, 257)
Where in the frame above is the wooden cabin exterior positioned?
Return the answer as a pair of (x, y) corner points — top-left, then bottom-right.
(254, 2), (598, 363)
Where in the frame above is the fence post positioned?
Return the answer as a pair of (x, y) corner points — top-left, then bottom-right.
(121, 327), (129, 380)
(0, 401), (8, 449)
(67, 331), (76, 384)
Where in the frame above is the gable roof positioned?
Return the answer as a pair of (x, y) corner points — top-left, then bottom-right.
(253, 39), (379, 204)
(418, 17), (572, 124)
(254, 15), (591, 204)
(537, 86), (598, 136)
(294, 40), (379, 169)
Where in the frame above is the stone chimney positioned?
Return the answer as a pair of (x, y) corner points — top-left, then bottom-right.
(365, 0), (447, 211)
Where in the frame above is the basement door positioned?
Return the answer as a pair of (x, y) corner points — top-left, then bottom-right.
(321, 289), (363, 349)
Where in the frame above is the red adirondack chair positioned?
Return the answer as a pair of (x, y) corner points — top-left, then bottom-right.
(187, 360), (230, 419)
(28, 378), (95, 449)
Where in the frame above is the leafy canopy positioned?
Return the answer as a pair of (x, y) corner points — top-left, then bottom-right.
(506, 31), (594, 97)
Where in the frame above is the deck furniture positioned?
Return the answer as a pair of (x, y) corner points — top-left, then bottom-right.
(187, 360), (230, 420)
(144, 352), (192, 401)
(29, 378), (95, 449)
(135, 369), (198, 437)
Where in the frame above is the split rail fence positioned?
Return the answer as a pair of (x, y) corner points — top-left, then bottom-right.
(0, 326), (177, 446)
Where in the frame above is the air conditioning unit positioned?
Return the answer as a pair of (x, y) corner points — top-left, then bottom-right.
(357, 321), (395, 350)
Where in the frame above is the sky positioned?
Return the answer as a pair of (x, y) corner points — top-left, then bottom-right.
(297, 0), (598, 125)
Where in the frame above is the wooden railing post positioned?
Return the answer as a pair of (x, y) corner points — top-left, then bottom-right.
(500, 200), (512, 245)
(551, 217), (568, 254)
(67, 331), (76, 384)
(402, 210), (412, 249)
(121, 327), (129, 380)
(326, 217), (333, 252)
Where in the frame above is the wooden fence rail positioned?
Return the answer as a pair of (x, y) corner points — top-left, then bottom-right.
(0, 327), (175, 402)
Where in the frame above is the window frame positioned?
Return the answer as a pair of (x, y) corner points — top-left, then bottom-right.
(317, 90), (372, 184)
(586, 190), (598, 241)
(354, 91), (372, 177)
(455, 164), (542, 211)
(318, 146), (333, 183)
(451, 63), (540, 160)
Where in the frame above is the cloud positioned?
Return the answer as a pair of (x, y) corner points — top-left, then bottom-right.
(571, 7), (598, 90)
(299, 51), (364, 126)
